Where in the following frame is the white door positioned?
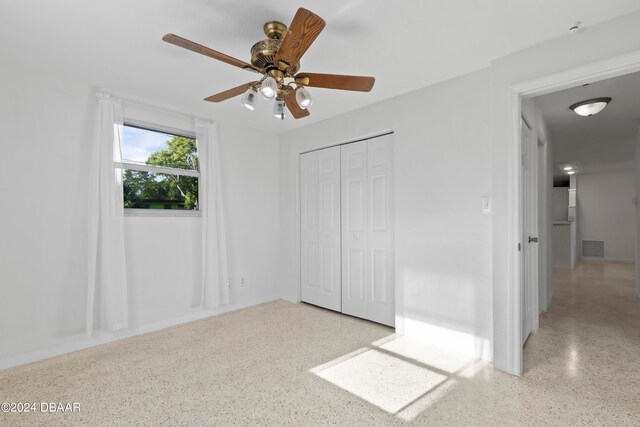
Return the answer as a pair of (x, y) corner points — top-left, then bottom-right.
(521, 119), (538, 345)
(366, 135), (395, 326)
(300, 147), (341, 311)
(341, 135), (394, 326)
(341, 141), (368, 320)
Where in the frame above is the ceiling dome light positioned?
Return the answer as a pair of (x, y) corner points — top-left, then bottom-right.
(260, 76), (278, 100)
(295, 86), (313, 109)
(563, 166), (573, 171)
(240, 88), (257, 111)
(567, 170), (576, 175)
(273, 99), (287, 120)
(570, 97), (612, 117)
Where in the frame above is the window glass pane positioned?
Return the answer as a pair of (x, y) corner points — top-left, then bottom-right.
(122, 124), (199, 210)
(123, 170), (198, 210)
(123, 125), (198, 171)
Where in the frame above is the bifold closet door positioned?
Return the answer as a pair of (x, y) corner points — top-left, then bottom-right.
(341, 135), (394, 326)
(300, 147), (341, 311)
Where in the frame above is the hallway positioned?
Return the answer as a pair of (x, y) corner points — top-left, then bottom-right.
(523, 260), (640, 421)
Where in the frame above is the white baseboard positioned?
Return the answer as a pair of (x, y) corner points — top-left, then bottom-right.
(0, 294), (279, 371)
(279, 293), (299, 304)
(396, 317), (492, 362)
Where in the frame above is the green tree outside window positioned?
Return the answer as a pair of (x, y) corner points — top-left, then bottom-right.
(123, 136), (199, 210)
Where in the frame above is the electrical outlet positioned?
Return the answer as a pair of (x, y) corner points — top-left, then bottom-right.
(240, 278), (246, 286)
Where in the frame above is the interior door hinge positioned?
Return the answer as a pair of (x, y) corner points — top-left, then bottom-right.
(518, 243), (521, 251)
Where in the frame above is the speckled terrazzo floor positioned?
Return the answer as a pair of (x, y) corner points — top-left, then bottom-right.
(1, 260), (639, 426)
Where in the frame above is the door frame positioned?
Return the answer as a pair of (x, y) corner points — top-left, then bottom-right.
(506, 50), (640, 375)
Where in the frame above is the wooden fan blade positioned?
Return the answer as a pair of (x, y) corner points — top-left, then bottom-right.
(162, 33), (260, 73)
(283, 91), (310, 119)
(204, 82), (257, 103)
(296, 73), (375, 92)
(274, 8), (325, 71)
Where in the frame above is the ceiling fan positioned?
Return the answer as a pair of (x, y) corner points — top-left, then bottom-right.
(162, 7), (375, 120)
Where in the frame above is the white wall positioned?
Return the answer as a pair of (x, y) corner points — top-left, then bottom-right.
(577, 167), (636, 262)
(217, 123), (281, 305)
(280, 69), (494, 360)
(0, 65), (93, 362)
(490, 11), (640, 373)
(552, 223), (574, 268)
(552, 187), (569, 222)
(0, 64), (281, 366)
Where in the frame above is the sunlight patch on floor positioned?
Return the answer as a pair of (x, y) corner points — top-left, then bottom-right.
(312, 348), (446, 413)
(377, 336), (476, 373)
(310, 335), (486, 419)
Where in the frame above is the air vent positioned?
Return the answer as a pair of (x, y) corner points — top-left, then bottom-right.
(582, 240), (604, 258)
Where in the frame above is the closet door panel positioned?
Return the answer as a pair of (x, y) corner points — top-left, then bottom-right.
(317, 146), (341, 310)
(366, 135), (395, 326)
(341, 141), (368, 319)
(300, 151), (320, 304)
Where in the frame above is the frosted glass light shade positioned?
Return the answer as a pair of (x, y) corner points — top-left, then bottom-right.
(295, 87), (312, 108)
(260, 76), (278, 100)
(273, 100), (286, 120)
(570, 97), (611, 116)
(240, 88), (257, 110)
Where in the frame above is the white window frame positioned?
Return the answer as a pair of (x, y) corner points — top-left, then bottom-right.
(120, 121), (201, 218)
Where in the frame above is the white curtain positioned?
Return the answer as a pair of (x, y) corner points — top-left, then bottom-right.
(86, 93), (129, 335)
(196, 119), (229, 308)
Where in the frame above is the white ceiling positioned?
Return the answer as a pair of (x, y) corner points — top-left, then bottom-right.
(535, 71), (640, 176)
(2, 0), (640, 134)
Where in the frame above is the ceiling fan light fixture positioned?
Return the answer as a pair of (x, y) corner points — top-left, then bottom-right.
(240, 88), (257, 110)
(260, 76), (278, 100)
(164, 8), (375, 120)
(273, 99), (287, 120)
(295, 86), (312, 109)
(570, 97), (612, 117)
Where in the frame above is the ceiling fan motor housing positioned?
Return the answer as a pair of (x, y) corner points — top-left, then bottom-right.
(250, 21), (300, 74)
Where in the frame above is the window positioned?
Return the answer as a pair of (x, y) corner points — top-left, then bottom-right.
(121, 124), (199, 212)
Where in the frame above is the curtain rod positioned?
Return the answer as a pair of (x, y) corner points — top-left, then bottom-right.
(98, 91), (211, 123)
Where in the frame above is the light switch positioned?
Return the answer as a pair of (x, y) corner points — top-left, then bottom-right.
(481, 197), (492, 214)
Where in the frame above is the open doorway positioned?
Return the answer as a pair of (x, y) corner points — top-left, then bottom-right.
(520, 70), (640, 374)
